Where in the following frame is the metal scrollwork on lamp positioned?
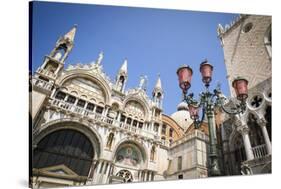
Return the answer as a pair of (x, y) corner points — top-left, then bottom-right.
(176, 59), (249, 176)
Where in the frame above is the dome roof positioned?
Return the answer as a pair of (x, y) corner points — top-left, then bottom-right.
(177, 101), (188, 111)
(171, 102), (193, 130)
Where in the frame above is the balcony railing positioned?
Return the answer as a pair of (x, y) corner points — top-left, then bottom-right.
(49, 98), (157, 139)
(32, 77), (53, 91)
(252, 144), (268, 159)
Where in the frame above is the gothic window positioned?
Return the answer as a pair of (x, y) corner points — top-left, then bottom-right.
(126, 118), (132, 125)
(55, 91), (66, 100)
(161, 124), (166, 135)
(133, 120), (138, 127)
(77, 99), (86, 108)
(33, 129), (94, 176)
(53, 47), (66, 61)
(178, 156), (182, 171)
(117, 76), (125, 91)
(120, 115), (126, 122)
(44, 61), (58, 74)
(86, 103), (95, 111)
(95, 106), (103, 114)
(150, 145), (156, 161)
(154, 123), (159, 132)
(106, 133), (114, 150)
(169, 128), (174, 137)
(66, 95), (76, 104)
(138, 122), (143, 129)
(116, 170), (133, 183)
(250, 95), (263, 109)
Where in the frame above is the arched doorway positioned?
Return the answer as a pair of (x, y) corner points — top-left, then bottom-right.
(111, 141), (147, 183)
(33, 129), (94, 176)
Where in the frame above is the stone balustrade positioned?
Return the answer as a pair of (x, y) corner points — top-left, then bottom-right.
(49, 98), (157, 140)
(32, 77), (53, 91)
(252, 144), (267, 159)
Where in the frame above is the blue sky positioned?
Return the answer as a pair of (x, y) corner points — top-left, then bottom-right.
(31, 1), (237, 115)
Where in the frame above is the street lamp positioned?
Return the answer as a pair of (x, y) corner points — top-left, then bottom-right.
(176, 59), (248, 176)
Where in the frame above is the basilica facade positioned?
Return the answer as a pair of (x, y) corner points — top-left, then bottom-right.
(30, 25), (210, 188)
(30, 14), (271, 188)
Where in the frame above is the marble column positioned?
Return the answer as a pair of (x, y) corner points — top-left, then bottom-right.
(237, 126), (254, 160)
(103, 106), (109, 117)
(93, 161), (101, 183)
(105, 163), (112, 184)
(258, 118), (272, 154)
(146, 171), (150, 181)
(117, 111), (121, 121)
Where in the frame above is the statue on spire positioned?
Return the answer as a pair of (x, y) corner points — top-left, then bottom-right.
(96, 51), (104, 65)
(139, 75), (148, 91)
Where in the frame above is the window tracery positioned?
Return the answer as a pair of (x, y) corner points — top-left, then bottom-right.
(116, 170), (133, 183)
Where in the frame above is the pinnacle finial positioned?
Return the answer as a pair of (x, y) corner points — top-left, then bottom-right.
(96, 51), (104, 65)
(64, 25), (77, 42)
(119, 58), (128, 74)
(217, 23), (224, 35)
(154, 74), (162, 92)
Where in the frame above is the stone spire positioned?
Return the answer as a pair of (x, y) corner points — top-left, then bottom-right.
(119, 58), (128, 75)
(63, 24), (77, 42)
(115, 58), (128, 93)
(154, 74), (162, 92)
(152, 74), (163, 108)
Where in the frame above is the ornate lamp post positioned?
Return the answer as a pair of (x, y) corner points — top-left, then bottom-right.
(176, 59), (249, 176)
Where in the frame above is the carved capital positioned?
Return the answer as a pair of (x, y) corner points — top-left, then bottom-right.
(237, 125), (250, 135)
(257, 117), (267, 127)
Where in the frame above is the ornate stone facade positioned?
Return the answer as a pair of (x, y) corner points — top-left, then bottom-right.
(30, 14), (272, 187)
(30, 26), (210, 188)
